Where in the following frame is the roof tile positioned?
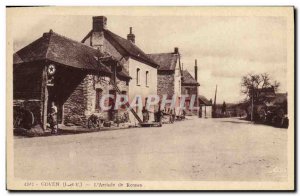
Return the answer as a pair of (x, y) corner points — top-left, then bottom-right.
(14, 31), (112, 74)
(182, 70), (200, 86)
(147, 53), (178, 71)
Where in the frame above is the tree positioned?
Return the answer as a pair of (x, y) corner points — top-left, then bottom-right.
(240, 73), (280, 121)
(241, 73), (280, 101)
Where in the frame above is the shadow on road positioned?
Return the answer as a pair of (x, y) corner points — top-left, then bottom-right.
(221, 120), (252, 125)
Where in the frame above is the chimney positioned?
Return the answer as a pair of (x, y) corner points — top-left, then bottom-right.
(194, 59), (198, 81)
(127, 27), (135, 43)
(93, 16), (107, 32)
(174, 47), (179, 54)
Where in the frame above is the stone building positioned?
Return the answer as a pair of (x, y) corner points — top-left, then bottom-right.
(147, 47), (182, 113)
(81, 16), (159, 122)
(181, 60), (200, 115)
(13, 30), (131, 129)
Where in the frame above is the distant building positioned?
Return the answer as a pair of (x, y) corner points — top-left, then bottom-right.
(198, 95), (212, 118)
(252, 86), (276, 103)
(181, 60), (200, 115)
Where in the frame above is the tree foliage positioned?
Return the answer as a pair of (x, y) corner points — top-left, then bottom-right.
(241, 73), (280, 101)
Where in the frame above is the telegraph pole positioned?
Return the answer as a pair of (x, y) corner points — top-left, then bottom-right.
(251, 86), (254, 121)
(213, 85), (217, 117)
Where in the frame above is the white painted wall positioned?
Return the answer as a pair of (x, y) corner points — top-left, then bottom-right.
(201, 105), (212, 118)
(128, 58), (158, 123)
(174, 60), (182, 115)
(174, 61), (181, 97)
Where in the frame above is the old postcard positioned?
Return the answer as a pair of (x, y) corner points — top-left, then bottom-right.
(6, 6), (294, 190)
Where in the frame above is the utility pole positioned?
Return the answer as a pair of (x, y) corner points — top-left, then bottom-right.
(213, 85), (217, 117)
(214, 85), (217, 106)
(251, 85), (254, 121)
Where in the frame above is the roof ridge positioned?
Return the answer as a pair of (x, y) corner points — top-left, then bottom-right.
(104, 29), (159, 68)
(147, 52), (176, 55)
(46, 30), (99, 51)
(44, 30), (53, 60)
(104, 29), (131, 55)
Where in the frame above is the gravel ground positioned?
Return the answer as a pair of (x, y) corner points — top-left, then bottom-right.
(14, 117), (287, 181)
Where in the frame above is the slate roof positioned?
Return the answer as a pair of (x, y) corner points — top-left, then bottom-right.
(147, 53), (178, 71)
(182, 70), (200, 86)
(13, 30), (112, 74)
(82, 29), (160, 68)
(117, 67), (132, 80)
(198, 95), (212, 106)
(268, 93), (287, 105)
(98, 55), (131, 79)
(104, 30), (159, 68)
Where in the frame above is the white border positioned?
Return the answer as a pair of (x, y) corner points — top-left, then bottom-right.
(1, 0), (299, 195)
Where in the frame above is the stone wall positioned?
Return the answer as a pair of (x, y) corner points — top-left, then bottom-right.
(157, 71), (175, 98)
(63, 73), (129, 126)
(63, 78), (86, 126)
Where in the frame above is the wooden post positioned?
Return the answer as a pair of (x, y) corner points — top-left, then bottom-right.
(41, 66), (48, 130)
(251, 86), (254, 122)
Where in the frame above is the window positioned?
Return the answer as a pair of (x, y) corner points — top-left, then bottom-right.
(95, 88), (103, 110)
(145, 71), (149, 87)
(136, 68), (140, 85)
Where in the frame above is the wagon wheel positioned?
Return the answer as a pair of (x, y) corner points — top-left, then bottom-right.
(21, 110), (34, 130)
(13, 115), (22, 128)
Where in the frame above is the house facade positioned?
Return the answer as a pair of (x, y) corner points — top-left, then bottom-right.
(13, 30), (131, 130)
(198, 95), (213, 118)
(81, 16), (159, 122)
(147, 47), (182, 114)
(181, 60), (200, 115)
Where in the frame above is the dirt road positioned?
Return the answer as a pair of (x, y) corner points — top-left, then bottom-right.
(14, 117), (287, 181)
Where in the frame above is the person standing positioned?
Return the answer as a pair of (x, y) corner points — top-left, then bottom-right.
(171, 109), (176, 123)
(156, 105), (163, 124)
(142, 106), (149, 123)
(49, 102), (58, 134)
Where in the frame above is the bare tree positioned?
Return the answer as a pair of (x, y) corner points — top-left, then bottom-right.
(273, 80), (280, 92)
(240, 73), (280, 121)
(241, 73), (280, 100)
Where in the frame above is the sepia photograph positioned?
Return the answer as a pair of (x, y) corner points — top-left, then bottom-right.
(6, 6), (295, 190)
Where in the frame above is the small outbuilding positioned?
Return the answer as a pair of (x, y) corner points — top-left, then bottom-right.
(198, 95), (213, 118)
(13, 30), (131, 130)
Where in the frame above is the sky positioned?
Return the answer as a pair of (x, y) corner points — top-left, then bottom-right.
(12, 15), (287, 104)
